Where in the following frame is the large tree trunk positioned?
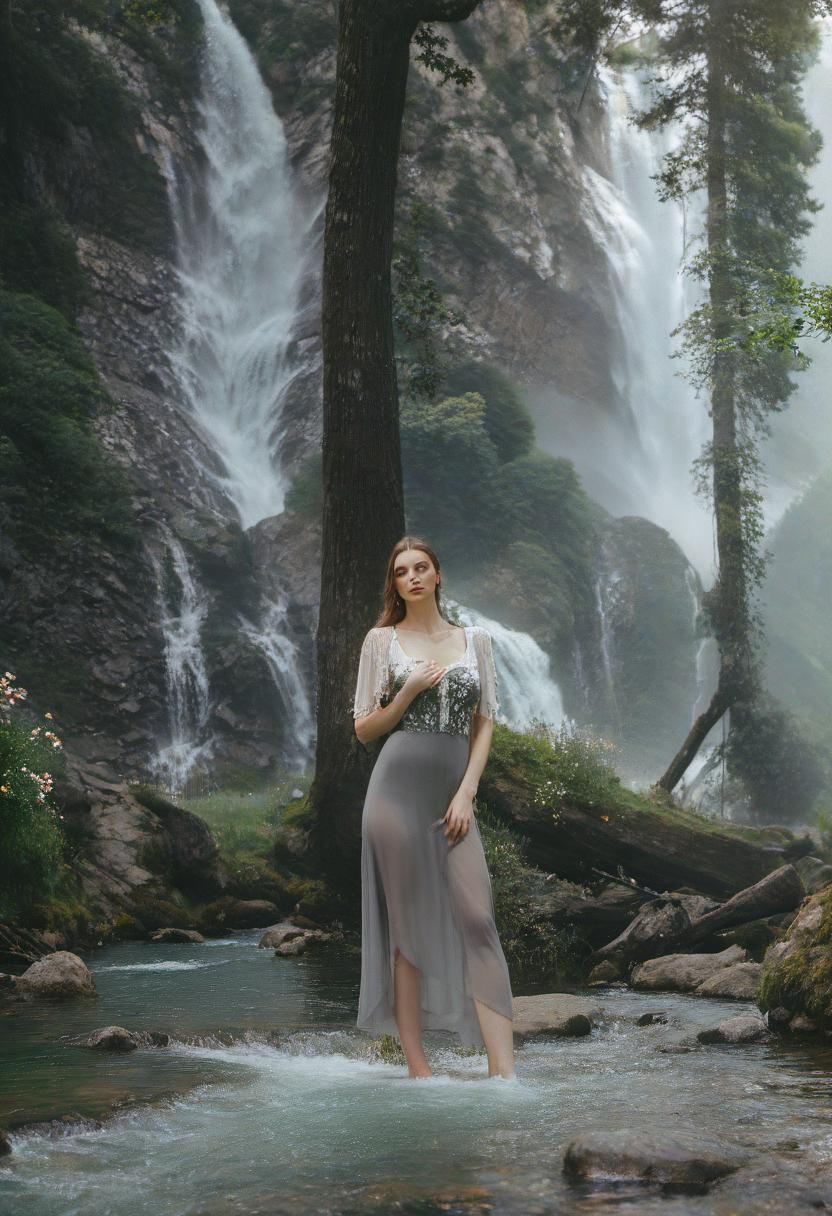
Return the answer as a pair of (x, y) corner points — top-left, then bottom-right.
(658, 13), (755, 793)
(310, 0), (482, 901)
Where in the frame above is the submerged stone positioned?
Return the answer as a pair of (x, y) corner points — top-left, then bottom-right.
(511, 993), (601, 1037)
(562, 1128), (746, 1187)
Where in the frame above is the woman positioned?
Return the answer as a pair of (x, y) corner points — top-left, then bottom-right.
(351, 535), (516, 1080)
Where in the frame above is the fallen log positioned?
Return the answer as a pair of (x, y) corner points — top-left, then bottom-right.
(589, 864), (805, 972)
(673, 864), (805, 949)
(480, 733), (810, 898)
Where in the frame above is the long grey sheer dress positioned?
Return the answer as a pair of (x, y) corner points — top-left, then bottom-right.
(352, 622), (514, 1047)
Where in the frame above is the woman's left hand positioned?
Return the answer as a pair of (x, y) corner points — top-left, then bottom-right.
(442, 790), (475, 846)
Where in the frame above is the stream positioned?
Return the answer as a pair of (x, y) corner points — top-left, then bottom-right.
(2, 932), (832, 1215)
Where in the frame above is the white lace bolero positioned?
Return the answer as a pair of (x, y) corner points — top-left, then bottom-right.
(351, 623), (500, 724)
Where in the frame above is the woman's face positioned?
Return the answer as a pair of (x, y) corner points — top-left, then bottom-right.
(393, 549), (438, 606)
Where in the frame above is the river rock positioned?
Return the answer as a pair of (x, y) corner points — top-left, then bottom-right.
(758, 888), (832, 1032)
(694, 961), (762, 1000)
(630, 945), (746, 992)
(0, 1129), (10, 1156)
(259, 923), (305, 948)
(17, 952), (97, 1000)
(511, 994), (601, 1038)
(588, 959), (623, 984)
(562, 1128), (746, 1186)
(697, 1014), (771, 1044)
(788, 1013), (819, 1034)
(276, 936), (309, 956)
(201, 898), (281, 930)
(151, 928), (205, 944)
(84, 1025), (139, 1052)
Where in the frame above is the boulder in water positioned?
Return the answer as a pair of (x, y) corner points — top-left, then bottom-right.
(17, 952), (96, 1000)
(562, 1128), (746, 1186)
(695, 961), (762, 1000)
(151, 928), (205, 944)
(276, 935), (309, 956)
(0, 1130), (11, 1157)
(201, 898), (281, 930)
(697, 1014), (771, 1045)
(758, 888), (832, 1033)
(84, 1025), (139, 1052)
(258, 923), (304, 948)
(630, 945), (746, 992)
(511, 993), (601, 1038)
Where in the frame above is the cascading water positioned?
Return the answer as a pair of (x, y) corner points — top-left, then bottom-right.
(147, 528), (215, 791)
(163, 0), (315, 529)
(237, 595), (315, 767)
(451, 602), (566, 730)
(533, 65), (714, 581)
(151, 0), (319, 781)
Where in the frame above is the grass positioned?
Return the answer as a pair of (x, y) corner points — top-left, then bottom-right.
(184, 789), (285, 861)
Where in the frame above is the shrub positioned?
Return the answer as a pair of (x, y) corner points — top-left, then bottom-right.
(0, 673), (67, 919)
(530, 720), (622, 810)
(477, 803), (586, 980)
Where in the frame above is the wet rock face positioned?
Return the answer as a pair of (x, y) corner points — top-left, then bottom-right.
(631, 945), (747, 993)
(53, 757), (226, 920)
(17, 952), (97, 1001)
(695, 961), (762, 1000)
(758, 887), (832, 1032)
(511, 993), (602, 1038)
(151, 928), (205, 944)
(84, 1026), (139, 1052)
(697, 1014), (771, 1045)
(562, 1129), (747, 1187)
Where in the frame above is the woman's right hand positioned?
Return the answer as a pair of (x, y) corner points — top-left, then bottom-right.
(402, 660), (448, 698)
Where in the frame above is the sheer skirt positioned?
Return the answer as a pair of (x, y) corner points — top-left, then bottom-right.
(356, 728), (514, 1047)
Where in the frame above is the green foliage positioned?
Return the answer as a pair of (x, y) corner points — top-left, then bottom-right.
(413, 24), (476, 89)
(724, 695), (826, 824)
(438, 360), (534, 463)
(526, 720), (623, 810)
(184, 787), (288, 862)
(393, 200), (465, 401)
(0, 290), (137, 554)
(758, 886), (832, 1025)
(0, 679), (67, 920)
(487, 720), (624, 811)
(402, 391), (500, 567)
(476, 802), (587, 980)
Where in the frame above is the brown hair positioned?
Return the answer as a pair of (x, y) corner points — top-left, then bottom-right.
(375, 535), (449, 627)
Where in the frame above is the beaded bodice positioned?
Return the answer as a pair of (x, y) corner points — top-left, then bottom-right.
(351, 622), (500, 739)
(388, 625), (481, 737)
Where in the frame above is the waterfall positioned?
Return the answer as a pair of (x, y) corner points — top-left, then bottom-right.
(163, 0), (314, 530)
(147, 529), (215, 791)
(450, 602), (566, 731)
(577, 67), (713, 579)
(237, 595), (315, 768)
(594, 568), (620, 703)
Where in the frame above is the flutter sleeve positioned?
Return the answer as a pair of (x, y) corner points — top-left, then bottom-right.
(351, 627), (391, 720)
(473, 627), (500, 721)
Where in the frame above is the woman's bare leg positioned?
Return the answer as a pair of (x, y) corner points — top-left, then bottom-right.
(393, 947), (432, 1078)
(474, 1000), (516, 1078)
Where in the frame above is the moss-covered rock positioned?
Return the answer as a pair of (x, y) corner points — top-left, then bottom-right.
(758, 887), (832, 1032)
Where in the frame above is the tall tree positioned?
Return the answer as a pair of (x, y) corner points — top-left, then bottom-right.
(310, 0), (481, 899)
(559, 0), (825, 792)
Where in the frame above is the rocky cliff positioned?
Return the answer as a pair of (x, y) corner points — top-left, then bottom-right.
(0, 0), (702, 800)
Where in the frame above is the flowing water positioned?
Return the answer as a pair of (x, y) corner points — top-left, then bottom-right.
(163, 0), (315, 530)
(452, 602), (566, 730)
(3, 934), (832, 1215)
